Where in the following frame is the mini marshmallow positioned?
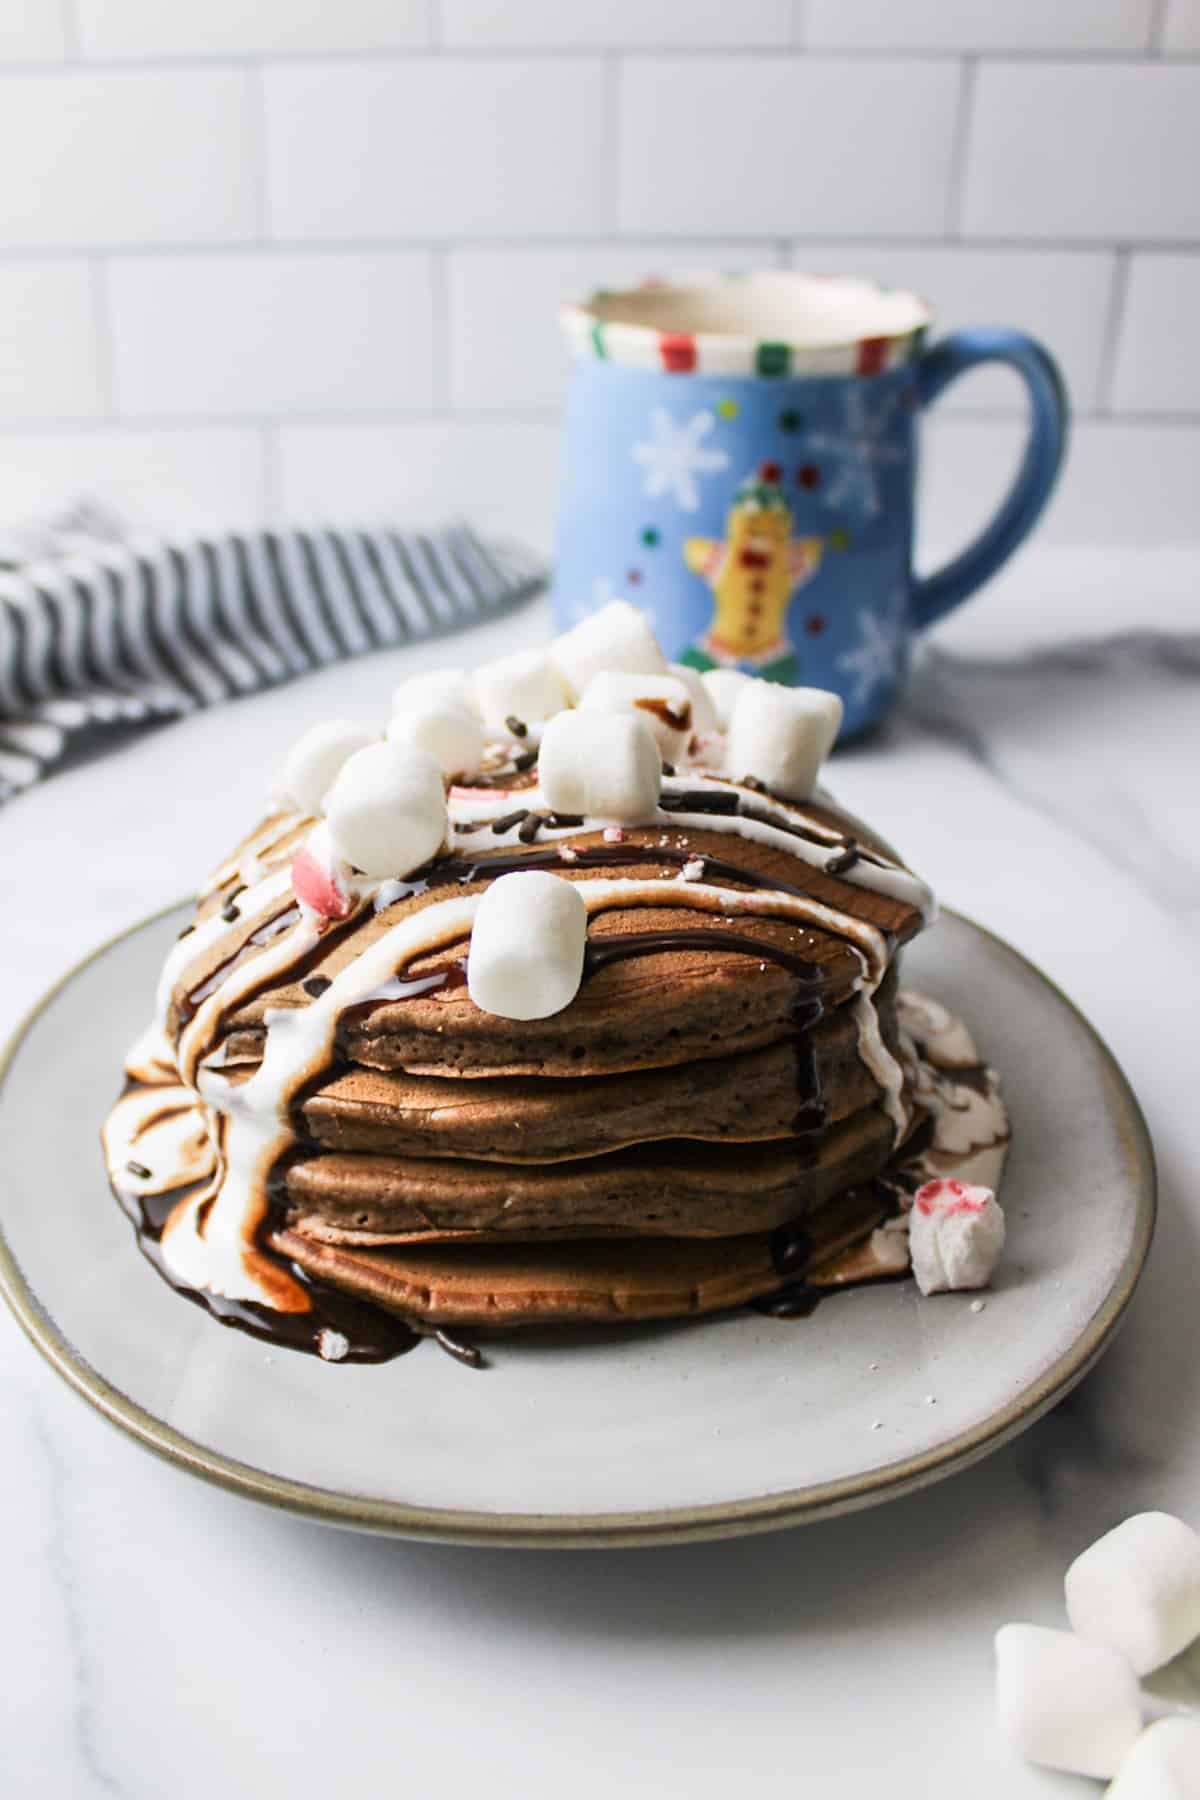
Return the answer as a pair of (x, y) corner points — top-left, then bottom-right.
(1066, 1512), (1200, 1676)
(994, 1623), (1142, 1780)
(538, 709), (662, 824)
(391, 666), (480, 719)
(550, 599), (667, 700)
(1107, 1717), (1200, 1799)
(700, 668), (752, 731)
(579, 671), (695, 762)
(473, 648), (569, 737)
(724, 682), (843, 801)
(908, 1178), (1005, 1296)
(467, 870), (587, 1021)
(669, 661), (719, 736)
(324, 743), (446, 879)
(387, 701), (485, 779)
(276, 719), (376, 816)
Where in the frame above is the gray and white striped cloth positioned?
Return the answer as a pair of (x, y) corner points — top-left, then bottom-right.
(0, 514), (545, 804)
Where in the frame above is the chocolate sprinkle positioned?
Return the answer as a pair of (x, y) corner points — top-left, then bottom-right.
(824, 840), (859, 876)
(491, 808), (529, 835)
(125, 1159), (152, 1180)
(220, 899), (241, 923)
(517, 812), (541, 843)
(659, 788), (741, 815)
(302, 976), (332, 999)
(512, 749), (538, 772)
(434, 1328), (485, 1369)
(504, 714), (528, 739)
(546, 811), (583, 828)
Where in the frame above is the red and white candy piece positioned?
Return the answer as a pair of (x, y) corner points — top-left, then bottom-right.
(908, 1178), (1005, 1295)
(291, 822), (352, 920)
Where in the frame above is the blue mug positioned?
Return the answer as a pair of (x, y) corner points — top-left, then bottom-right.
(551, 272), (1068, 736)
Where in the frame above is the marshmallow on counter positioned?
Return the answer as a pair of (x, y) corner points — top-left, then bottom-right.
(324, 743), (446, 879)
(1066, 1513), (1200, 1676)
(387, 701), (485, 780)
(467, 870), (587, 1021)
(579, 670), (695, 763)
(994, 1623), (1142, 1780)
(1107, 1717), (1200, 1799)
(291, 821), (352, 920)
(538, 709), (662, 825)
(275, 719), (376, 817)
(908, 1178), (1005, 1296)
(550, 599), (667, 701)
(391, 666), (480, 719)
(724, 682), (843, 802)
(473, 648), (569, 739)
(669, 661), (719, 736)
(700, 667), (752, 732)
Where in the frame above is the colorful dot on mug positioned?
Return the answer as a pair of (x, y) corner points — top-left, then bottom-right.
(829, 528), (850, 551)
(779, 409), (803, 433)
(797, 465), (820, 490)
(626, 568), (642, 586)
(717, 398), (739, 420)
(805, 614), (826, 637)
(640, 526), (660, 548)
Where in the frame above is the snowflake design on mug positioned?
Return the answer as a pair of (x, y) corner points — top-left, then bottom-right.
(837, 593), (906, 705)
(806, 386), (907, 520)
(632, 408), (730, 512)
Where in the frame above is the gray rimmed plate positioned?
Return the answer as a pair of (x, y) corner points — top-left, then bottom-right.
(0, 905), (1154, 1548)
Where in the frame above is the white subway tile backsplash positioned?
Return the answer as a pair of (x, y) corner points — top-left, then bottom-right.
(277, 420), (561, 546)
(264, 59), (609, 241)
(804, 0), (1154, 53)
(0, 428), (269, 533)
(1163, 1), (1200, 52)
(785, 244), (1114, 411)
(77, 0), (429, 58)
(620, 57), (961, 236)
(108, 252), (434, 417)
(1110, 255), (1200, 413)
(0, 69), (256, 249)
(442, 0), (790, 49)
(0, 1), (68, 62)
(963, 63), (1200, 241)
(0, 263), (105, 421)
(448, 243), (772, 412)
(920, 417), (1200, 551)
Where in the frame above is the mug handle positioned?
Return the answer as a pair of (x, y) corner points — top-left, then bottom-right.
(911, 327), (1069, 630)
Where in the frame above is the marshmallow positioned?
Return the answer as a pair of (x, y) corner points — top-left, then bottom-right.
(725, 682), (843, 801)
(387, 701), (485, 780)
(276, 719), (376, 816)
(1066, 1513), (1200, 1676)
(908, 1178), (1005, 1296)
(472, 648), (569, 737)
(579, 671), (695, 763)
(538, 709), (662, 824)
(1108, 1718), (1200, 1799)
(700, 668), (753, 731)
(391, 666), (480, 718)
(669, 662), (719, 735)
(324, 743), (446, 878)
(467, 870), (587, 1021)
(550, 600), (667, 700)
(994, 1623), (1142, 1779)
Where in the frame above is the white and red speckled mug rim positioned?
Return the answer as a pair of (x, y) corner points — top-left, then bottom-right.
(562, 269), (933, 379)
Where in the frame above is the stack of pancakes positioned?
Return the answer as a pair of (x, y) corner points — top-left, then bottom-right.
(156, 777), (926, 1331)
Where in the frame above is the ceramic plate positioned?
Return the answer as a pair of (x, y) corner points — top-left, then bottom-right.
(0, 906), (1154, 1547)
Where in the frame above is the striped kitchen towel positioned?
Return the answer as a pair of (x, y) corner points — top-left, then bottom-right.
(0, 509), (546, 804)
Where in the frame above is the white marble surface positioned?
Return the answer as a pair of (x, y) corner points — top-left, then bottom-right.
(1, 545), (1198, 1797)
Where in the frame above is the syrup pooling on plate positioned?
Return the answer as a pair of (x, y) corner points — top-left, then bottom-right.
(103, 612), (968, 1357)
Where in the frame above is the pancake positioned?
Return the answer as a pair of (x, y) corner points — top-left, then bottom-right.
(98, 643), (1007, 1362)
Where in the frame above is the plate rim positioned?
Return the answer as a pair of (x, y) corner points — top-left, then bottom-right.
(0, 902), (1157, 1550)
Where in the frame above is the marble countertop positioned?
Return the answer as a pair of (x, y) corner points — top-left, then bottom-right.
(1, 546), (1197, 1798)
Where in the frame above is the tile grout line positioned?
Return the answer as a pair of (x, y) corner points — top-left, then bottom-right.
(944, 56), (977, 240)
(3, 47), (1198, 70)
(1096, 248), (1132, 413)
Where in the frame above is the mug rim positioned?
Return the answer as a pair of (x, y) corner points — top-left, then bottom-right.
(562, 270), (932, 379)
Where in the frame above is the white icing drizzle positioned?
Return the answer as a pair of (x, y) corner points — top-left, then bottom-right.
(102, 1082), (216, 1203)
(155, 865), (294, 1026)
(197, 808), (305, 900)
(852, 992), (910, 1140)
